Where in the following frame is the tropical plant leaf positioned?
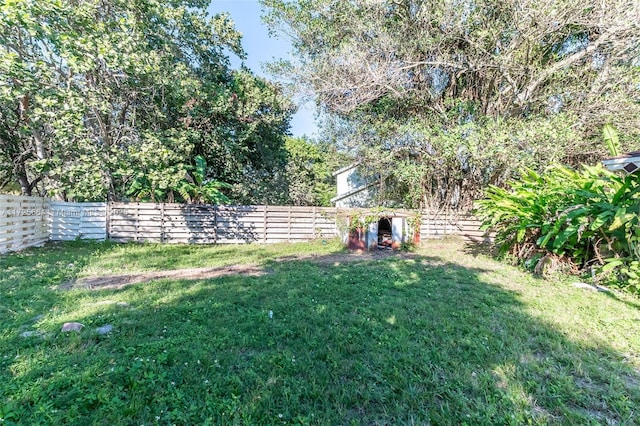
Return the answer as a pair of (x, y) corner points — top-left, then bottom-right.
(194, 155), (206, 187)
(609, 209), (634, 231)
(590, 212), (613, 231)
(602, 124), (620, 157)
(601, 259), (624, 272)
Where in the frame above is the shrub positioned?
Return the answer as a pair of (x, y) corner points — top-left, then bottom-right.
(476, 164), (640, 293)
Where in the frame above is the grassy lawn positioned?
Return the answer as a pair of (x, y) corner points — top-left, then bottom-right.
(2, 239), (640, 425)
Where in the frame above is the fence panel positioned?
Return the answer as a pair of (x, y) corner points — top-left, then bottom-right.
(109, 203), (164, 242)
(0, 195), (48, 253)
(1, 197), (489, 251)
(420, 211), (490, 242)
(49, 201), (107, 241)
(108, 203), (341, 244)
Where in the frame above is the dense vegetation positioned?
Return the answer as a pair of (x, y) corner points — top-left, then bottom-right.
(2, 240), (640, 424)
(477, 162), (640, 293)
(3, 0), (638, 209)
(0, 0), (344, 205)
(264, 0), (640, 209)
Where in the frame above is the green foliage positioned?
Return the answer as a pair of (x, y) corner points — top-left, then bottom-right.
(478, 166), (580, 256)
(477, 164), (640, 292)
(343, 209), (383, 233)
(284, 137), (350, 206)
(322, 113), (581, 209)
(175, 156), (231, 204)
(182, 69), (294, 205)
(0, 0), (293, 203)
(125, 154), (232, 204)
(123, 132), (192, 202)
(603, 124), (621, 157)
(264, 0), (640, 209)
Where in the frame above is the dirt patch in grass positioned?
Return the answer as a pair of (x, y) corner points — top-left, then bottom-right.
(277, 247), (416, 266)
(60, 248), (417, 291)
(60, 265), (267, 290)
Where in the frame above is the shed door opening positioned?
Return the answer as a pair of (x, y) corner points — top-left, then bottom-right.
(378, 217), (392, 247)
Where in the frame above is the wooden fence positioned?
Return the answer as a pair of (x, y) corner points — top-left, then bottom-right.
(0, 197), (489, 253)
(420, 212), (489, 243)
(0, 195), (48, 254)
(49, 201), (107, 241)
(108, 203), (488, 244)
(108, 203), (338, 244)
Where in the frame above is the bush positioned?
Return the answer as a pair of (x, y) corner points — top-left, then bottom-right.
(476, 164), (640, 293)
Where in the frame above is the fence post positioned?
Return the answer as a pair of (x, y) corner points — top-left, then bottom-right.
(263, 205), (268, 243)
(287, 206), (292, 242)
(160, 203), (165, 243)
(105, 202), (111, 241)
(313, 206), (317, 239)
(45, 197), (51, 242)
(214, 205), (218, 244)
(134, 202), (139, 242)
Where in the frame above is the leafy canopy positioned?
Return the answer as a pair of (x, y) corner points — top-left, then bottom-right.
(263, 0), (640, 209)
(0, 0), (294, 204)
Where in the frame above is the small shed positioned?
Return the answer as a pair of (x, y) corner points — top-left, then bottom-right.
(331, 164), (420, 250)
(602, 151), (640, 174)
(342, 209), (420, 251)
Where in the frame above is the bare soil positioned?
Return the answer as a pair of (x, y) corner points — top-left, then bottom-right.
(61, 265), (267, 291)
(61, 248), (412, 291)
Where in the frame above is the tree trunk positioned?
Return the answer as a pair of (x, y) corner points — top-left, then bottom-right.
(16, 171), (31, 196)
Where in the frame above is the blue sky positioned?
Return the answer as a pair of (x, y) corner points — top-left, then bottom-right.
(207, 0), (319, 138)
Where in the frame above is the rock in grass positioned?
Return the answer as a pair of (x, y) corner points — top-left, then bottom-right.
(572, 282), (612, 293)
(95, 324), (114, 335)
(61, 322), (84, 332)
(20, 330), (44, 338)
(29, 314), (45, 323)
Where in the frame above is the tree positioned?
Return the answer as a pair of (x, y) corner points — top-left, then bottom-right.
(284, 136), (350, 206)
(0, 0), (294, 204)
(180, 68), (295, 205)
(175, 155), (230, 204)
(263, 0), (640, 209)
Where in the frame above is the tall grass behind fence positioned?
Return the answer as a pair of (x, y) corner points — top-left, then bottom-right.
(0, 195), (48, 254)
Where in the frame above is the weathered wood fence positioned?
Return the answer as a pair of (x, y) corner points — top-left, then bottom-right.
(0, 195), (48, 253)
(0, 196), (488, 253)
(108, 204), (338, 244)
(420, 212), (487, 243)
(49, 201), (107, 241)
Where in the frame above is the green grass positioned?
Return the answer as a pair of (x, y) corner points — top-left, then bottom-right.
(2, 239), (640, 425)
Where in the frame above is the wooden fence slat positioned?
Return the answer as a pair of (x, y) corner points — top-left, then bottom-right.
(48, 201), (107, 242)
(0, 225), (48, 243)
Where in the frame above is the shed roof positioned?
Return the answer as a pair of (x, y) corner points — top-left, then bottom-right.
(332, 162), (360, 177)
(602, 151), (640, 174)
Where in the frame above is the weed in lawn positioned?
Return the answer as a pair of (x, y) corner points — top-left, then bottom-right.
(1, 239), (640, 425)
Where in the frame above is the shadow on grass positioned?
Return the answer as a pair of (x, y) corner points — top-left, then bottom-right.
(599, 288), (640, 311)
(463, 238), (498, 258)
(2, 247), (640, 425)
(460, 238), (640, 312)
(0, 241), (119, 324)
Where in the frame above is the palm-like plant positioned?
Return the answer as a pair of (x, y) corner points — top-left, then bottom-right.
(176, 155), (231, 204)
